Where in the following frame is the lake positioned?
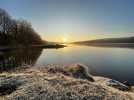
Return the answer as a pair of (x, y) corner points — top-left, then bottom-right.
(0, 45), (134, 85)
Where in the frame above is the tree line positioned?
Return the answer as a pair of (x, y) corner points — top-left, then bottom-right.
(0, 8), (43, 46)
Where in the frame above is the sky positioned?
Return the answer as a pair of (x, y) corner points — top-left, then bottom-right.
(0, 0), (134, 42)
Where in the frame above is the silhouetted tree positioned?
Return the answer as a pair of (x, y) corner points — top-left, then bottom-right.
(0, 8), (12, 45)
(0, 8), (43, 46)
(15, 20), (42, 45)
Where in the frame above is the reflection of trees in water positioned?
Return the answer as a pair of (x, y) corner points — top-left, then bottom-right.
(0, 48), (43, 72)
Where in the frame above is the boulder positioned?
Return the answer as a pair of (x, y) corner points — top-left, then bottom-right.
(0, 76), (23, 95)
(66, 64), (95, 82)
(107, 79), (130, 91)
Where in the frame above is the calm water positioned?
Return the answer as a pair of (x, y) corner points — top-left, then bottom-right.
(0, 45), (134, 85)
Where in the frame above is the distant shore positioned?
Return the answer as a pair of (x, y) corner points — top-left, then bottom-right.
(32, 44), (66, 49)
(73, 36), (134, 48)
(0, 44), (66, 51)
(73, 43), (134, 48)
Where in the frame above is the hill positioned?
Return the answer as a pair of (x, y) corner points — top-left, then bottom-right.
(73, 37), (134, 47)
(74, 37), (134, 44)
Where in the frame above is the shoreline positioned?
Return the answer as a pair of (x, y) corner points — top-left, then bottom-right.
(0, 44), (66, 51)
(0, 64), (134, 100)
(73, 43), (134, 48)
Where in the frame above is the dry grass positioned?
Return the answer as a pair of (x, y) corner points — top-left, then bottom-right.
(0, 64), (133, 100)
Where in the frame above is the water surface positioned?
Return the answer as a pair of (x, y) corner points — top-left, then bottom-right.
(37, 45), (134, 85)
(0, 45), (134, 85)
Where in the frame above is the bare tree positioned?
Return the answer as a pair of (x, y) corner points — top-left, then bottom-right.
(0, 8), (43, 46)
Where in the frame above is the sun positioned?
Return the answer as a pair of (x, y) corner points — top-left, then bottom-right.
(62, 37), (67, 43)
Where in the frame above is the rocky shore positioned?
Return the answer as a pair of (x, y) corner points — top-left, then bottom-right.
(0, 64), (134, 100)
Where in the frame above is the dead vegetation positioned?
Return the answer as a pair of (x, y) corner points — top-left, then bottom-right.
(0, 64), (134, 100)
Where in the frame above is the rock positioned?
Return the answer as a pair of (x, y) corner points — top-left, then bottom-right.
(0, 76), (24, 95)
(107, 79), (130, 91)
(66, 64), (95, 82)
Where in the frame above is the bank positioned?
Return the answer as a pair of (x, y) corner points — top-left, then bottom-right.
(0, 64), (134, 100)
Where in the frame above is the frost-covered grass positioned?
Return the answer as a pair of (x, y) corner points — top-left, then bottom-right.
(0, 64), (134, 100)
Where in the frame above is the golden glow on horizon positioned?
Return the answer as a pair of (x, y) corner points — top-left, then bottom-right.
(62, 37), (67, 43)
(41, 33), (133, 42)
(42, 35), (99, 42)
